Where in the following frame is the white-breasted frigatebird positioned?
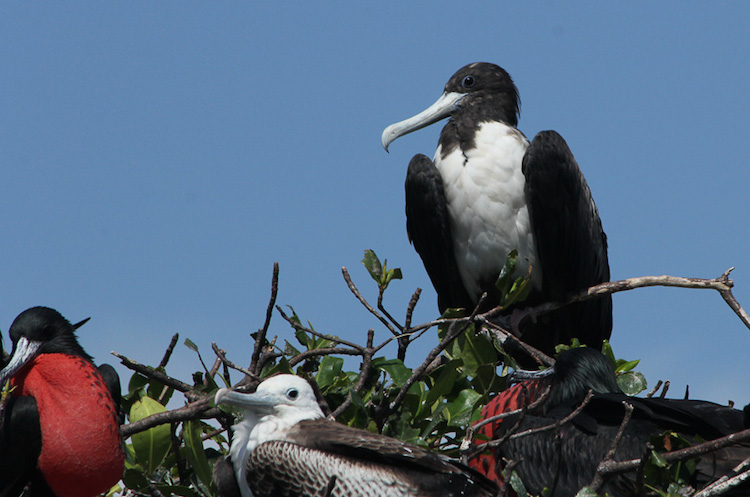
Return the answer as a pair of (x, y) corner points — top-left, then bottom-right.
(0, 306), (124, 497)
(213, 374), (497, 497)
(382, 63), (612, 358)
(470, 348), (750, 496)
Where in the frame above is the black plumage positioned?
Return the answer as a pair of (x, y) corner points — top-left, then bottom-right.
(491, 348), (750, 497)
(383, 63), (611, 358)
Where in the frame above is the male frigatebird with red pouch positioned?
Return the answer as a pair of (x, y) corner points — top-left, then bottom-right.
(0, 306), (124, 497)
(470, 348), (750, 496)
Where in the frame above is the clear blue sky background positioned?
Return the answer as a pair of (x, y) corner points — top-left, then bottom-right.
(2, 4), (748, 405)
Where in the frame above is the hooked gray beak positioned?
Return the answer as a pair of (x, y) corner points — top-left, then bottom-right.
(381, 91), (465, 151)
(215, 388), (278, 414)
(0, 336), (43, 385)
(509, 365), (555, 383)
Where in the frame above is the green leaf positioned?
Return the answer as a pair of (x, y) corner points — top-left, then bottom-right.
(444, 389), (482, 427)
(122, 468), (149, 491)
(615, 358), (641, 373)
(372, 358), (412, 387)
(295, 329), (312, 349)
(425, 362), (459, 406)
(495, 249), (519, 296)
(317, 356), (344, 387)
(449, 329), (497, 378)
(362, 249), (383, 282)
(651, 449), (668, 468)
(506, 469), (531, 497)
(127, 373), (149, 397)
(618, 370), (648, 395)
(184, 338), (199, 353)
(381, 264), (403, 289)
(184, 421), (214, 492)
(284, 340), (302, 356)
(146, 380), (171, 404)
(601, 340), (617, 366)
(129, 397), (171, 474)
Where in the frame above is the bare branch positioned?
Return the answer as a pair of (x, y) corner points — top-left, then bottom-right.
(512, 269), (750, 332)
(111, 351), (201, 402)
(251, 262), (280, 376)
(589, 401), (635, 492)
(331, 329), (376, 419)
(288, 347), (363, 367)
(121, 396), (218, 438)
(212, 342), (257, 381)
(158, 333), (179, 369)
(504, 389), (594, 442)
(645, 380), (663, 398)
(404, 288), (422, 331)
(342, 266), (401, 336)
(591, 426), (750, 483)
(461, 385), (552, 464)
(695, 457), (750, 497)
(276, 305), (365, 352)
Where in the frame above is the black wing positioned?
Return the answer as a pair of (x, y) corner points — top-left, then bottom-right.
(522, 130), (612, 353)
(214, 455), (243, 497)
(98, 363), (123, 424)
(406, 153), (473, 313)
(496, 395), (750, 497)
(0, 396), (46, 496)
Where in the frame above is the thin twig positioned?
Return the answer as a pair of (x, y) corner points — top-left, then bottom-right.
(276, 305), (365, 352)
(589, 401), (635, 492)
(660, 380), (671, 398)
(695, 457), (750, 496)
(121, 397), (218, 438)
(504, 389), (594, 442)
(404, 288), (421, 331)
(342, 266), (401, 337)
(479, 317), (554, 367)
(289, 347), (363, 367)
(158, 333), (179, 369)
(212, 342), (257, 381)
(112, 351), (200, 401)
(645, 380), (663, 398)
(461, 385), (552, 464)
(251, 262), (280, 376)
(591, 426), (750, 482)
(385, 318), (473, 413)
(331, 330), (376, 420)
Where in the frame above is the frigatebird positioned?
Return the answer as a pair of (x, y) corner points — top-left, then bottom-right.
(382, 63), (611, 358)
(213, 374), (497, 497)
(0, 306), (124, 497)
(470, 348), (750, 496)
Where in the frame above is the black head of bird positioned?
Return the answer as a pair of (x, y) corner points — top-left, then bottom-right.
(0, 306), (124, 497)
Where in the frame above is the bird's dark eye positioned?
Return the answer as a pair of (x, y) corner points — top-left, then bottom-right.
(287, 388), (299, 400)
(462, 75), (476, 88)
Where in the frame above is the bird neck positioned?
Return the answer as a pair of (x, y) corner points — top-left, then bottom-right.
(456, 92), (519, 129)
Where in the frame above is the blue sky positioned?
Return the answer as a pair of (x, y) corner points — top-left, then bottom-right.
(2, 4), (748, 405)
